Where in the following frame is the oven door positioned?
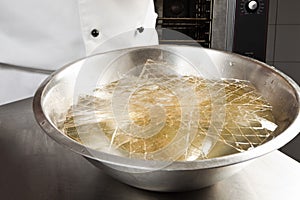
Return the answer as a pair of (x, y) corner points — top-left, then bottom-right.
(155, 0), (269, 61)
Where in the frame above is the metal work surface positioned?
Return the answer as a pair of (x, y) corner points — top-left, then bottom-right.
(0, 98), (299, 199)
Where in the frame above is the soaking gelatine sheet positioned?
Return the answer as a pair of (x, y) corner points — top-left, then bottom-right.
(61, 60), (277, 161)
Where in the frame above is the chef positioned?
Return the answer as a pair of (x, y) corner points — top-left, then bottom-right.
(0, 0), (158, 105)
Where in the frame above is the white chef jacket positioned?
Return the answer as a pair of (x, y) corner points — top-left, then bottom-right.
(0, 0), (157, 105)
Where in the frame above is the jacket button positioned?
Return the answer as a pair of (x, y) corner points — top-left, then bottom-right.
(137, 27), (144, 33)
(91, 29), (100, 37)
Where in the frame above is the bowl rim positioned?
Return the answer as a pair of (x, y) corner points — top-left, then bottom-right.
(33, 45), (300, 171)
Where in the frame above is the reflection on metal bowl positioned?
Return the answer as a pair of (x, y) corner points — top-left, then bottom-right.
(33, 45), (300, 192)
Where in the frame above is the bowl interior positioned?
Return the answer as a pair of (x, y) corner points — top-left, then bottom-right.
(36, 45), (300, 170)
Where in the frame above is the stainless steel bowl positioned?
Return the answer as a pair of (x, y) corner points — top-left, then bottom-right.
(33, 45), (300, 192)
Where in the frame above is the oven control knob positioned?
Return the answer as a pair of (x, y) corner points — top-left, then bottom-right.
(247, 0), (259, 12)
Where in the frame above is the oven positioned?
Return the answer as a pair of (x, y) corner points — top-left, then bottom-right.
(154, 0), (269, 62)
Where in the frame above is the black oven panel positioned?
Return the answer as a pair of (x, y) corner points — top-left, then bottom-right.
(233, 0), (269, 61)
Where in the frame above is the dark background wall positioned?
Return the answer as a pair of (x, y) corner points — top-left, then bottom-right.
(266, 0), (300, 161)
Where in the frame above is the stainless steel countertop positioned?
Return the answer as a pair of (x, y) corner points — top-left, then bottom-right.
(0, 98), (299, 200)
